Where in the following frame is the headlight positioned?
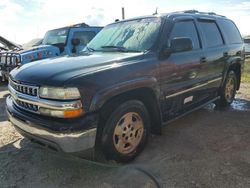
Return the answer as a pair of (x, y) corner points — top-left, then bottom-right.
(6, 57), (11, 65)
(39, 87), (81, 100)
(1, 56), (5, 63)
(11, 56), (16, 64)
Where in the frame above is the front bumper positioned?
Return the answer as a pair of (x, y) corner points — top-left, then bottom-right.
(6, 96), (97, 153)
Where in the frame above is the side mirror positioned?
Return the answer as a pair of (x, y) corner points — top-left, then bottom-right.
(71, 38), (80, 46)
(170, 37), (193, 53)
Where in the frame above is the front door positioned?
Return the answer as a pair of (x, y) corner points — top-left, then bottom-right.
(159, 19), (205, 119)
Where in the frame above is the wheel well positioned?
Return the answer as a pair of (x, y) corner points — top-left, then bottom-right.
(97, 88), (162, 138)
(228, 63), (241, 90)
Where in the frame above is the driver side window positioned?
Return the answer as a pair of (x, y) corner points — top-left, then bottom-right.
(73, 31), (96, 46)
(170, 21), (200, 50)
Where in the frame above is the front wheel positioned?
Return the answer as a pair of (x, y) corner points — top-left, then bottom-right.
(101, 100), (150, 162)
(218, 70), (237, 106)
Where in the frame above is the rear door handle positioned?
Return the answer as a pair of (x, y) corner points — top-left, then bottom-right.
(223, 52), (228, 57)
(200, 57), (207, 63)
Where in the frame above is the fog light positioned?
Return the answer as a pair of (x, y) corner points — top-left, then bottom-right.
(39, 108), (84, 118)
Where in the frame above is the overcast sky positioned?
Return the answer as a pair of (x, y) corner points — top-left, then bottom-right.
(0, 0), (249, 44)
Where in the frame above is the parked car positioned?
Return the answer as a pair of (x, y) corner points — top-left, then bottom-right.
(22, 38), (43, 49)
(0, 36), (22, 52)
(244, 37), (250, 56)
(6, 10), (244, 162)
(0, 36), (22, 78)
(0, 23), (102, 81)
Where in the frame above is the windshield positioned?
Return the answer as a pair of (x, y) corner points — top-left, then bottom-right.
(42, 28), (69, 45)
(87, 17), (162, 52)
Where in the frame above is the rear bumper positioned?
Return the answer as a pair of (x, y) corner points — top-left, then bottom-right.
(6, 96), (97, 153)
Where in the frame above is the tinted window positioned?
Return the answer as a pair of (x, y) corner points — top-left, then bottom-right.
(170, 21), (200, 50)
(244, 39), (250, 43)
(219, 20), (242, 44)
(73, 31), (96, 46)
(198, 21), (223, 48)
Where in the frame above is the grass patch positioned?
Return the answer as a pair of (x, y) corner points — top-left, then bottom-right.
(242, 57), (250, 83)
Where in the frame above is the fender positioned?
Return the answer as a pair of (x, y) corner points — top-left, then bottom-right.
(221, 56), (243, 88)
(89, 76), (161, 112)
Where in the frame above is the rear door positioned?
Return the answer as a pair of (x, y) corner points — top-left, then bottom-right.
(196, 19), (226, 91)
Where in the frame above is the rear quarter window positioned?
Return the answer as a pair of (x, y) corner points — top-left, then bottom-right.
(218, 19), (242, 44)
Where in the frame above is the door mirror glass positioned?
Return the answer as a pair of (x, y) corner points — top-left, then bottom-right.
(170, 37), (193, 53)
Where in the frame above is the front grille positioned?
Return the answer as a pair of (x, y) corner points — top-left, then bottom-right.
(9, 79), (40, 113)
(9, 79), (38, 97)
(0, 52), (21, 67)
(16, 99), (39, 112)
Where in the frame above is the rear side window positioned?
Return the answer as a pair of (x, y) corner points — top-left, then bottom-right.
(169, 21), (200, 50)
(198, 21), (223, 48)
(219, 20), (242, 44)
(72, 31), (96, 46)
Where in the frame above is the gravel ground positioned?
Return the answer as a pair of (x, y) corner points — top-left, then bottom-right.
(0, 82), (250, 188)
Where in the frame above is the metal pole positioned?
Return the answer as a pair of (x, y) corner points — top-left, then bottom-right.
(122, 7), (125, 20)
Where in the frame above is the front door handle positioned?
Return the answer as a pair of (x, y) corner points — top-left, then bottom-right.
(200, 57), (207, 63)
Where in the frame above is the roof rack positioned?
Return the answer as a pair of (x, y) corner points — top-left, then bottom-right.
(71, 23), (89, 28)
(182, 10), (225, 17)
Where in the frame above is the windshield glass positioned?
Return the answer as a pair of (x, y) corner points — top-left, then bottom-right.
(87, 17), (162, 52)
(42, 28), (69, 45)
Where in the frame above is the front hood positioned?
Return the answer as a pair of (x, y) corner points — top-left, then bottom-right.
(20, 45), (59, 55)
(17, 45), (60, 64)
(10, 52), (144, 86)
(20, 45), (51, 53)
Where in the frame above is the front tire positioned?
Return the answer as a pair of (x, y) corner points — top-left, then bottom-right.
(101, 100), (150, 163)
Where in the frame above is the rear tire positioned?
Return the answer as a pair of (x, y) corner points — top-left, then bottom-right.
(101, 100), (150, 163)
(217, 70), (237, 107)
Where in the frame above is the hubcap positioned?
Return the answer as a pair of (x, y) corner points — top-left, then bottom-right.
(113, 112), (144, 154)
(225, 77), (235, 101)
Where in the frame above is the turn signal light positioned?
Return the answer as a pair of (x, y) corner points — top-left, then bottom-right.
(64, 108), (84, 118)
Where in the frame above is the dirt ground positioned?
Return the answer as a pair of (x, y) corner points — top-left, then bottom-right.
(0, 82), (250, 188)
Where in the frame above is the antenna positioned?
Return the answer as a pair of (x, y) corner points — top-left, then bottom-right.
(122, 7), (125, 20)
(153, 7), (158, 15)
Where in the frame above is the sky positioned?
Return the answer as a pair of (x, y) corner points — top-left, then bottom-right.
(0, 0), (249, 44)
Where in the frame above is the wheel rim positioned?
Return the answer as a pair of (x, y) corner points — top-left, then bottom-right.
(225, 77), (235, 101)
(113, 112), (144, 154)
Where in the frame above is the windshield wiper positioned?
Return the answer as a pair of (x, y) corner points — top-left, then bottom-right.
(86, 46), (95, 52)
(101, 45), (141, 53)
(101, 45), (128, 52)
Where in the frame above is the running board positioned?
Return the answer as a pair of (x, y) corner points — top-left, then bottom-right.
(162, 96), (220, 126)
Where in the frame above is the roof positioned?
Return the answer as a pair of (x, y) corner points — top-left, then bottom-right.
(49, 23), (103, 32)
(112, 10), (228, 24)
(163, 10), (227, 19)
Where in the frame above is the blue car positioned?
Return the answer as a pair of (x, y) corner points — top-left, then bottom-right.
(0, 23), (102, 81)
